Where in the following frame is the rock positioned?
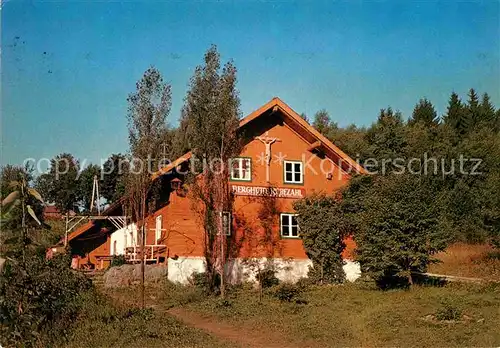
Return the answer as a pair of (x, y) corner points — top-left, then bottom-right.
(103, 264), (168, 288)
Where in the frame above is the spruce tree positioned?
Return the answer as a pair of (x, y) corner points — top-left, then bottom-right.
(467, 88), (480, 127)
(478, 93), (496, 126)
(443, 92), (470, 135)
(408, 98), (439, 127)
(365, 108), (406, 162)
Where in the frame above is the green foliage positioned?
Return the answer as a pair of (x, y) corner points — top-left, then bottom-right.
(101, 153), (128, 203)
(408, 98), (439, 127)
(435, 300), (463, 321)
(293, 194), (346, 284)
(36, 153), (81, 213)
(442, 92), (470, 136)
(110, 254), (126, 267)
(0, 253), (92, 347)
(329, 124), (369, 159)
(189, 271), (221, 295)
(1, 165), (44, 230)
(179, 45), (241, 292)
(365, 108), (406, 164)
(321, 90), (500, 251)
(344, 174), (449, 288)
(78, 163), (102, 212)
(257, 268), (280, 288)
(126, 67), (171, 163)
(270, 282), (303, 302)
(312, 109), (337, 136)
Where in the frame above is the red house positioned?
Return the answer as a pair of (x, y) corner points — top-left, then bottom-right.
(59, 98), (364, 282)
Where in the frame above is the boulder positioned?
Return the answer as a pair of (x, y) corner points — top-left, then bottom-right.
(103, 264), (167, 288)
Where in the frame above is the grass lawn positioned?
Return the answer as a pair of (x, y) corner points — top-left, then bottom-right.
(64, 290), (235, 348)
(171, 281), (500, 347)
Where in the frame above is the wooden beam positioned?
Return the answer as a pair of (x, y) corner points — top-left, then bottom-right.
(307, 140), (322, 152)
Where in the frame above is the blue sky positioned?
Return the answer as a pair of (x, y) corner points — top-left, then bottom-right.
(2, 1), (499, 167)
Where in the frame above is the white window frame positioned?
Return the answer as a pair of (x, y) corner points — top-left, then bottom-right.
(155, 215), (162, 242)
(220, 211), (232, 236)
(230, 158), (252, 181)
(280, 213), (299, 238)
(283, 160), (303, 184)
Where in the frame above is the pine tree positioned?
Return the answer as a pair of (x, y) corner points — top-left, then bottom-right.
(365, 108), (406, 161)
(467, 88), (480, 127)
(408, 98), (439, 127)
(443, 92), (471, 135)
(478, 93), (496, 126)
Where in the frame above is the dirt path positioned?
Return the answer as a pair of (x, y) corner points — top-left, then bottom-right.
(104, 288), (309, 348)
(167, 307), (308, 348)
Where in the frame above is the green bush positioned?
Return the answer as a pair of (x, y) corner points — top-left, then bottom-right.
(189, 271), (220, 294)
(293, 194), (346, 284)
(270, 282), (303, 303)
(110, 254), (126, 267)
(295, 277), (313, 289)
(435, 301), (463, 321)
(257, 268), (279, 288)
(0, 252), (92, 347)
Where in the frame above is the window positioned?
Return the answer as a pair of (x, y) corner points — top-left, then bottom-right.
(280, 213), (299, 238)
(155, 215), (162, 243)
(230, 158), (251, 181)
(221, 211), (231, 236)
(284, 160), (303, 184)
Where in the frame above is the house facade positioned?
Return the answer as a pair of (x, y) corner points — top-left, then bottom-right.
(58, 98), (364, 282)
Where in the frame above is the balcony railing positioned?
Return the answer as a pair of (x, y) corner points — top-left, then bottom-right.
(125, 244), (167, 263)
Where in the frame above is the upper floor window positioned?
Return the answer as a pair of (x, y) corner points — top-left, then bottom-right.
(284, 160), (303, 184)
(230, 158), (251, 181)
(280, 213), (299, 238)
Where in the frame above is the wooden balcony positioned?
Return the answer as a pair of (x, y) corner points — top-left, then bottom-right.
(125, 244), (167, 263)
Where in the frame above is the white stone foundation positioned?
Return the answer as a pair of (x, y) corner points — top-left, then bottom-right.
(166, 257), (361, 284)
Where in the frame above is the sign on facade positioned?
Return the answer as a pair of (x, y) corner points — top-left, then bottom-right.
(231, 184), (305, 199)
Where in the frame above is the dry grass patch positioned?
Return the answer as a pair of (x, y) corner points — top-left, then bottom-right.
(429, 243), (500, 280)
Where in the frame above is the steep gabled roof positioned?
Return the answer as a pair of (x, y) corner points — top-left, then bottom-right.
(240, 97), (366, 174)
(153, 97), (365, 179)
